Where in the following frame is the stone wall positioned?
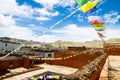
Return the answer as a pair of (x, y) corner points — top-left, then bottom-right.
(0, 42), (20, 53)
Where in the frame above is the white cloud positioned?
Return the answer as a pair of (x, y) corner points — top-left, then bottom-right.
(106, 28), (120, 39)
(0, 14), (15, 27)
(0, 26), (34, 40)
(53, 24), (99, 37)
(58, 0), (75, 8)
(0, 0), (33, 18)
(34, 24), (100, 43)
(95, 8), (102, 14)
(77, 15), (84, 22)
(28, 24), (36, 27)
(36, 8), (59, 17)
(34, 0), (75, 10)
(34, 35), (62, 43)
(35, 16), (50, 21)
(34, 24), (120, 43)
(0, 0), (76, 22)
(28, 24), (48, 31)
(33, 8), (59, 21)
(0, 13), (35, 40)
(34, 0), (59, 9)
(103, 11), (120, 24)
(88, 16), (101, 21)
(0, 0), (59, 21)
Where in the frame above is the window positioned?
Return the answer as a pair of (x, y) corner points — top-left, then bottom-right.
(9, 62), (13, 68)
(5, 43), (7, 47)
(48, 54), (52, 57)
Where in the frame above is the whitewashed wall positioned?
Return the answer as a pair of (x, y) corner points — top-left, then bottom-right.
(0, 42), (20, 53)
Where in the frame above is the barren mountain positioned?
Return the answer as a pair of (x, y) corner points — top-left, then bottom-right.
(52, 38), (120, 48)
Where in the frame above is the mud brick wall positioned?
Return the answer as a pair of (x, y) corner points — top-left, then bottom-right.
(46, 51), (101, 68)
(104, 46), (120, 55)
(0, 59), (22, 70)
(68, 47), (86, 51)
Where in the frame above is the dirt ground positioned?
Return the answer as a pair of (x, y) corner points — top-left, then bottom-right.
(99, 55), (120, 80)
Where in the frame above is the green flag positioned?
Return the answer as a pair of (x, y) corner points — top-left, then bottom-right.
(75, 0), (89, 6)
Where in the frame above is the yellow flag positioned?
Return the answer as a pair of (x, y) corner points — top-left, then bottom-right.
(50, 58), (52, 60)
(94, 25), (105, 30)
(37, 58), (40, 60)
(80, 0), (99, 13)
(64, 57), (66, 59)
(55, 76), (60, 79)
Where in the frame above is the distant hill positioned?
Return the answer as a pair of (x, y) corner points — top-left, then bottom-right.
(106, 38), (120, 43)
(53, 40), (84, 48)
(52, 38), (120, 48)
(1, 37), (119, 49)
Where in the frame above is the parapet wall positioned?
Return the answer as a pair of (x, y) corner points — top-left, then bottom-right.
(46, 51), (101, 68)
(104, 45), (120, 55)
(0, 57), (32, 70)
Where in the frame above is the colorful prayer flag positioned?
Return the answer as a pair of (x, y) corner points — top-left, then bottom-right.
(75, 0), (89, 6)
(90, 21), (104, 24)
(80, 0), (99, 13)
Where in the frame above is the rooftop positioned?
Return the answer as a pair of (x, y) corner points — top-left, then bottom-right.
(4, 63), (77, 80)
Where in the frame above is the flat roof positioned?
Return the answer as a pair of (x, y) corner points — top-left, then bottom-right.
(4, 63), (77, 80)
(0, 56), (22, 61)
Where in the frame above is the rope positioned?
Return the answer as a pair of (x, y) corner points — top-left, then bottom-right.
(29, 53), (80, 60)
(35, 6), (79, 38)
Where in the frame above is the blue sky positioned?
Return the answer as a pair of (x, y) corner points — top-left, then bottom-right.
(0, 0), (120, 43)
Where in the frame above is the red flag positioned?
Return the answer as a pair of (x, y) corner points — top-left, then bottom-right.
(90, 21), (104, 24)
(97, 32), (105, 37)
